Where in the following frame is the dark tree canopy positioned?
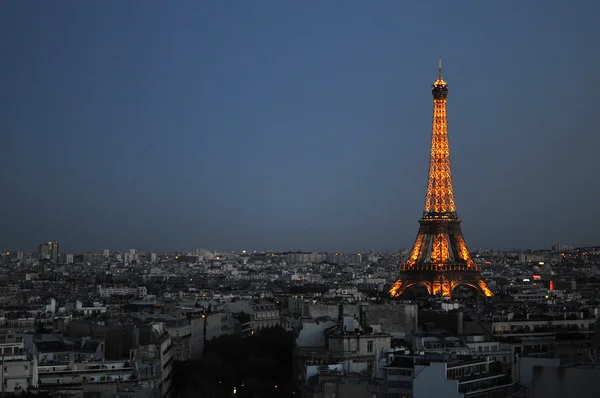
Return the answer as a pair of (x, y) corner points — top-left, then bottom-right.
(173, 326), (296, 398)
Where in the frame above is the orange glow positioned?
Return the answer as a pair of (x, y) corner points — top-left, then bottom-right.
(424, 97), (456, 215)
(405, 234), (425, 269)
(549, 280), (554, 291)
(441, 281), (451, 297)
(391, 273), (493, 298)
(389, 64), (493, 299)
(431, 233), (450, 264)
(532, 275), (541, 280)
(389, 280), (403, 297)
(433, 78), (447, 86)
(431, 277), (451, 296)
(478, 279), (494, 297)
(454, 234), (476, 269)
(389, 280), (434, 297)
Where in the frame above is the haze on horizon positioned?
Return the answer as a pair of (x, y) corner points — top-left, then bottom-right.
(1, 1), (599, 254)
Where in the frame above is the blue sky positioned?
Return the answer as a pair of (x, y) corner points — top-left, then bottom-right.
(1, 1), (599, 253)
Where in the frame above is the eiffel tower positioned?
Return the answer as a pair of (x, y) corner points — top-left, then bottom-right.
(390, 59), (493, 298)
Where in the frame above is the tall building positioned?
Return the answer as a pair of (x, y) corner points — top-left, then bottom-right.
(128, 249), (137, 263)
(38, 244), (49, 260)
(390, 59), (492, 298)
(38, 241), (59, 264)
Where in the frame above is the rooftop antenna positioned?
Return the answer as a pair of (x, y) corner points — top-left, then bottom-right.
(438, 57), (443, 80)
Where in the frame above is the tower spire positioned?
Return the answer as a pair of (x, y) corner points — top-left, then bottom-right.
(438, 56), (442, 80)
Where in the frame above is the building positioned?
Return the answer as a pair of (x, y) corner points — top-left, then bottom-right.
(309, 368), (379, 398)
(413, 334), (470, 356)
(135, 314), (191, 362)
(251, 302), (280, 331)
(97, 285), (148, 299)
(516, 353), (600, 398)
(136, 323), (174, 398)
(83, 252), (105, 265)
(296, 317), (392, 396)
(489, 312), (596, 339)
(0, 334), (35, 393)
(64, 320), (140, 361)
(551, 244), (574, 252)
(38, 241), (60, 264)
(388, 354), (516, 398)
(326, 321), (391, 374)
(464, 335), (512, 366)
(64, 253), (74, 264)
(384, 356), (414, 398)
(32, 337), (106, 364)
(36, 359), (135, 396)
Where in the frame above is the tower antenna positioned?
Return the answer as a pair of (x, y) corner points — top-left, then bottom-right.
(438, 57), (442, 79)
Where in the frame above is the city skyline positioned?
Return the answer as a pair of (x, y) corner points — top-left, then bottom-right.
(1, 1), (599, 252)
(2, 241), (593, 257)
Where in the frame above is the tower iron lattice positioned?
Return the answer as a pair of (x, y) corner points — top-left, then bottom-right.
(390, 58), (493, 298)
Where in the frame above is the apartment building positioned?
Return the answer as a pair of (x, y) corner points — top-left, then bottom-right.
(0, 336), (35, 393)
(383, 354), (516, 398)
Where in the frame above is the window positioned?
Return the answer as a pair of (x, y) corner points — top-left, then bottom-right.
(398, 381), (412, 389)
(367, 341), (373, 352)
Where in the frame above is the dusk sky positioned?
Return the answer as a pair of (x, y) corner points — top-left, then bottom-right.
(1, 1), (599, 253)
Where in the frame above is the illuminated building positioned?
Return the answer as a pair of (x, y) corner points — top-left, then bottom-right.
(390, 59), (492, 298)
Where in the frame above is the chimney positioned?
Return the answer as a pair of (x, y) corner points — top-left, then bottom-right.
(338, 303), (344, 323)
(359, 302), (369, 332)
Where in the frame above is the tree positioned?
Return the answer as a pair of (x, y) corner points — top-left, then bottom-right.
(173, 326), (296, 397)
(236, 311), (251, 324)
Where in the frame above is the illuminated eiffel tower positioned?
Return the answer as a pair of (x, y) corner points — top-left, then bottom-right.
(390, 59), (493, 298)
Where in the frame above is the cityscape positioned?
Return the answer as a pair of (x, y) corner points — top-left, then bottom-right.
(2, 2), (599, 398)
(3, 62), (599, 397)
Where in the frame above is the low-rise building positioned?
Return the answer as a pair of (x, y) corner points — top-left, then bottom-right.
(383, 354), (516, 398)
(251, 302), (280, 330)
(98, 285), (148, 299)
(0, 337), (35, 393)
(136, 323), (174, 398)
